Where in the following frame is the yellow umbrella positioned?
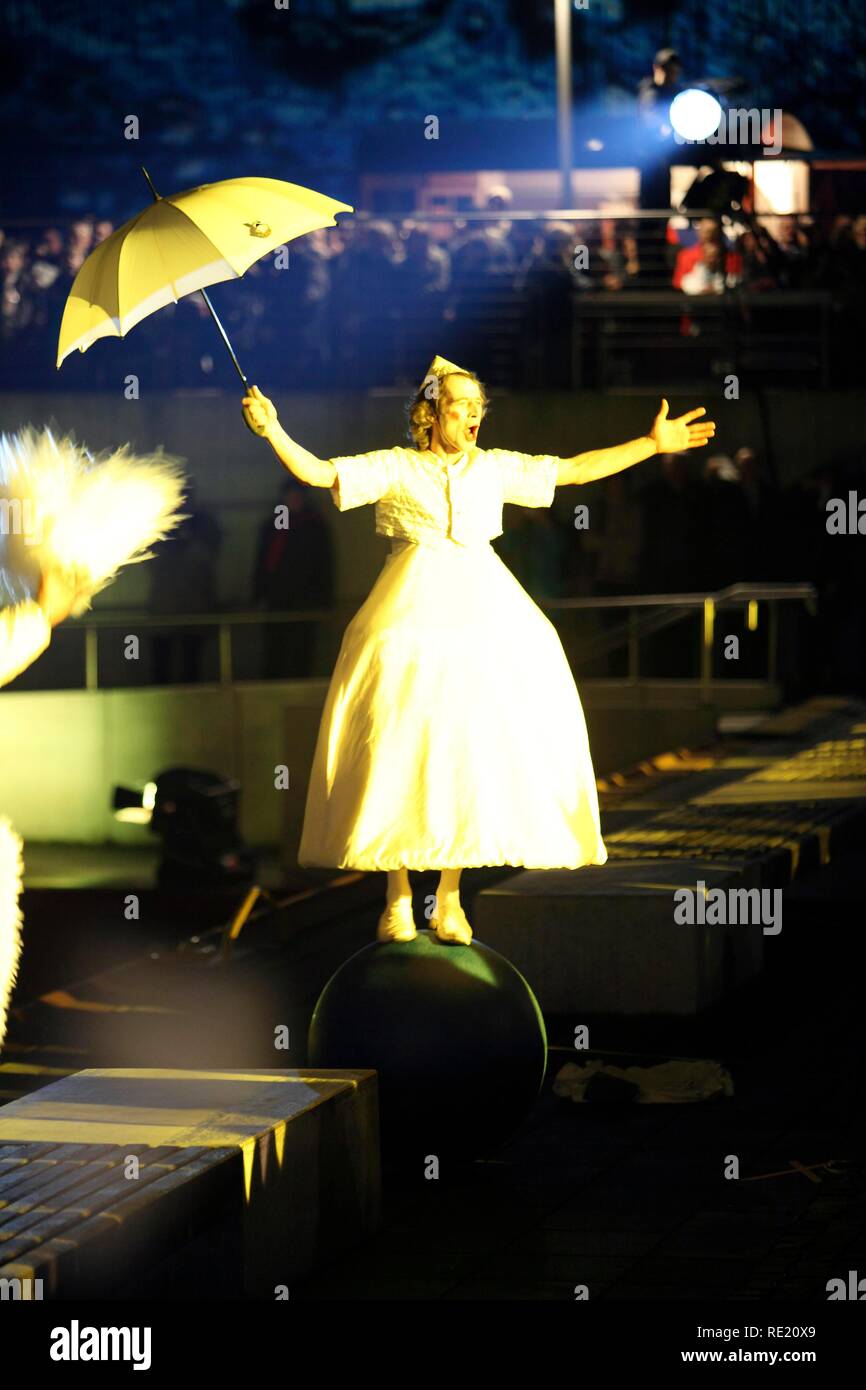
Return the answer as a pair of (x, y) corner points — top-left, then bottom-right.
(57, 167), (353, 385)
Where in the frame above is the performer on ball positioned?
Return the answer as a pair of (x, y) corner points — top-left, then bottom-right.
(242, 357), (715, 946)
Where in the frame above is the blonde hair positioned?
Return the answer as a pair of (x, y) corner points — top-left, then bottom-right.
(407, 371), (488, 450)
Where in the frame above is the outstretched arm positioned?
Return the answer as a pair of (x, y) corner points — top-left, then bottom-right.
(242, 385), (336, 489)
(556, 398), (716, 487)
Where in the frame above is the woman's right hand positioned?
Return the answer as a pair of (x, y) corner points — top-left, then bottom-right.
(242, 384), (278, 438)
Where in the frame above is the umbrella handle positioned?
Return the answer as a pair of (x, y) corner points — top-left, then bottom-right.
(241, 404), (268, 438)
(241, 386), (278, 440)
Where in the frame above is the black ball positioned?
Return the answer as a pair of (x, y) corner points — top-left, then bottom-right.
(307, 930), (547, 1164)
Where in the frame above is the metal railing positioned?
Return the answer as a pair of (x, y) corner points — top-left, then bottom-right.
(35, 582), (816, 697)
(571, 289), (833, 389)
(543, 582), (816, 702)
(69, 607), (349, 690)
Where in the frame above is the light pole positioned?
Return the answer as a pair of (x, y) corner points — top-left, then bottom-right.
(554, 0), (573, 208)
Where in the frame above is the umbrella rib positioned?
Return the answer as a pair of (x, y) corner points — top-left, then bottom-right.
(170, 197), (245, 283)
(149, 205), (182, 314)
(163, 199), (250, 382)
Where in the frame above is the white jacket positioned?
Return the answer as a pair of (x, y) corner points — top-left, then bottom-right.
(329, 446), (560, 548)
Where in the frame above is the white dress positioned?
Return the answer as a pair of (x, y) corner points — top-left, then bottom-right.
(297, 445), (608, 872)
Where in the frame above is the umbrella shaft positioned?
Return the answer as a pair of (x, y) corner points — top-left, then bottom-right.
(140, 166), (248, 388)
(199, 287), (248, 387)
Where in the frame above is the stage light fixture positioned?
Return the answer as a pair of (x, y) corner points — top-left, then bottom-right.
(669, 89), (723, 143)
(112, 782), (157, 825)
(112, 769), (256, 888)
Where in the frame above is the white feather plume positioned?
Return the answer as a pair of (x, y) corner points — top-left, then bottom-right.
(0, 425), (187, 614)
(0, 816), (23, 1053)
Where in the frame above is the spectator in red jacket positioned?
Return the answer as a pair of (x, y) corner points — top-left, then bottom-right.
(673, 218), (743, 293)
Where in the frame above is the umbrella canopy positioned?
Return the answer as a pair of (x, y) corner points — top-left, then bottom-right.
(57, 175), (352, 368)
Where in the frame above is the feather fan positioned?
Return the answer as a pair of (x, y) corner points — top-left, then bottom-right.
(0, 425), (187, 614)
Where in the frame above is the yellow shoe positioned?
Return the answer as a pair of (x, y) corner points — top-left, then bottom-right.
(430, 901), (473, 945)
(376, 898), (417, 943)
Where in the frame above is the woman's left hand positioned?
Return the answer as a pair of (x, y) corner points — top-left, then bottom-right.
(651, 398), (716, 453)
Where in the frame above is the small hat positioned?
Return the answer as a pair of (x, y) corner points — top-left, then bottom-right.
(419, 354), (472, 399)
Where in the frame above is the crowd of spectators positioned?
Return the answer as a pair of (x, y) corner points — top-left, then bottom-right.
(3, 204), (866, 389)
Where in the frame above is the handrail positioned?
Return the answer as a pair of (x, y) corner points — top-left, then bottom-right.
(51, 582), (815, 695)
(570, 290), (833, 305)
(63, 606), (351, 690)
(350, 208), (720, 222)
(70, 582), (814, 626)
(545, 582), (816, 610)
(1, 208), (728, 232)
(541, 582), (816, 696)
(69, 607), (344, 627)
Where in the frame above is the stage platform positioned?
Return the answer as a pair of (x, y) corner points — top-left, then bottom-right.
(0, 1067), (379, 1298)
(3, 696), (865, 1087)
(1, 696), (865, 1299)
(475, 697), (866, 1013)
